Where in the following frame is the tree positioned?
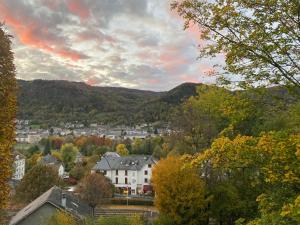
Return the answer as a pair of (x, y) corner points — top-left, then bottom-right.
(44, 211), (76, 225)
(172, 0), (300, 88)
(69, 164), (87, 181)
(190, 132), (300, 224)
(171, 85), (255, 153)
(78, 173), (113, 216)
(152, 156), (208, 225)
(0, 25), (17, 209)
(152, 145), (166, 159)
(132, 138), (143, 154)
(44, 139), (52, 155)
(116, 144), (129, 156)
(27, 145), (40, 157)
(16, 164), (62, 203)
(60, 143), (78, 171)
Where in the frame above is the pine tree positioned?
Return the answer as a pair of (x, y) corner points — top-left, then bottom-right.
(0, 25), (17, 209)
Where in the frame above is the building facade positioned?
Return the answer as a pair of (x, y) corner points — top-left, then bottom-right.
(12, 152), (26, 180)
(92, 152), (157, 195)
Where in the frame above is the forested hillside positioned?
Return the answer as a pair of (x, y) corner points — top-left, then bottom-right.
(17, 80), (199, 126)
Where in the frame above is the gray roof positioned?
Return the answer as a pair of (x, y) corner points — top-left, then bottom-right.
(93, 155), (156, 171)
(10, 186), (91, 225)
(40, 154), (63, 167)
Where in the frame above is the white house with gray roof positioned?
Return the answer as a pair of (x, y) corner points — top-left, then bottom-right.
(91, 152), (157, 195)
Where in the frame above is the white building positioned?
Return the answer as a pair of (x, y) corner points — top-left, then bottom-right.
(92, 152), (157, 195)
(12, 152), (25, 180)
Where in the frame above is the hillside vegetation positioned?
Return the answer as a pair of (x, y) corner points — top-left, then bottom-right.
(17, 80), (199, 126)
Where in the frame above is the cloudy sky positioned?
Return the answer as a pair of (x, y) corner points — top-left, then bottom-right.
(0, 0), (222, 91)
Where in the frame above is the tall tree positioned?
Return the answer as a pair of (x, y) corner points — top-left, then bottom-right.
(16, 164), (62, 203)
(152, 156), (208, 225)
(172, 0), (300, 88)
(0, 25), (17, 209)
(60, 143), (78, 171)
(78, 173), (113, 216)
(191, 132), (300, 224)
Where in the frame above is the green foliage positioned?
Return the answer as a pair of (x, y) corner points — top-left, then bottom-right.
(27, 145), (40, 157)
(17, 80), (198, 126)
(43, 139), (52, 155)
(16, 164), (62, 203)
(172, 0), (300, 88)
(60, 143), (78, 171)
(0, 25), (16, 209)
(190, 132), (300, 224)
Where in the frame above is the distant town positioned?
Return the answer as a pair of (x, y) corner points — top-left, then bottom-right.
(15, 119), (172, 144)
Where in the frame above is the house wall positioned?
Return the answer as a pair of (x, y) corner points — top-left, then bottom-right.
(12, 159), (25, 180)
(16, 203), (57, 225)
(58, 165), (64, 177)
(103, 163), (154, 194)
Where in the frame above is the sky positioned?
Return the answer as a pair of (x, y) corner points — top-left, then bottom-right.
(0, 0), (222, 91)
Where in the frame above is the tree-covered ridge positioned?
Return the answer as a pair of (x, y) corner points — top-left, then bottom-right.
(17, 80), (200, 126)
(17, 79), (299, 127)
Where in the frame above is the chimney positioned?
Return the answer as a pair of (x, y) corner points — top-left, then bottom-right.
(61, 193), (66, 208)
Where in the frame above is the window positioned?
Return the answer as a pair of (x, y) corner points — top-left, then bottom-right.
(148, 164), (151, 168)
(125, 177), (128, 184)
(116, 170), (118, 175)
(144, 178), (148, 183)
(125, 170), (128, 176)
(144, 170), (148, 175)
(103, 170), (107, 175)
(115, 177), (118, 184)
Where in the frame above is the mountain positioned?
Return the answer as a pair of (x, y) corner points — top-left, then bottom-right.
(17, 80), (200, 126)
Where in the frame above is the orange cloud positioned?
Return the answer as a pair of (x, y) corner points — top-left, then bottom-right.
(66, 0), (90, 21)
(0, 4), (86, 61)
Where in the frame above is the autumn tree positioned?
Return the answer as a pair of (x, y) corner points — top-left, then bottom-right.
(116, 144), (129, 156)
(191, 132), (300, 224)
(152, 156), (208, 225)
(0, 25), (17, 209)
(78, 173), (113, 216)
(44, 211), (76, 225)
(172, 0), (300, 88)
(60, 143), (78, 171)
(171, 85), (255, 153)
(16, 164), (62, 203)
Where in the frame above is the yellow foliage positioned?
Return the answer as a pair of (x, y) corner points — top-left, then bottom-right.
(0, 26), (17, 209)
(152, 156), (207, 225)
(116, 144), (129, 156)
(45, 210), (76, 225)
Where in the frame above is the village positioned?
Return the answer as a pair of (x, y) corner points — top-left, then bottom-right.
(9, 120), (165, 224)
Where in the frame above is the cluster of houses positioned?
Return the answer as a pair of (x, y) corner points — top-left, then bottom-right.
(15, 122), (166, 144)
(10, 151), (157, 225)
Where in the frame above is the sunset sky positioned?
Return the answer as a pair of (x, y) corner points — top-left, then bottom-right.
(0, 0), (223, 91)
